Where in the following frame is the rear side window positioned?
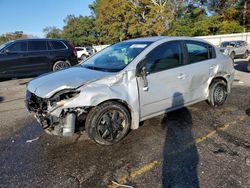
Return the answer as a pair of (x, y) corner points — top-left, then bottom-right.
(51, 41), (67, 50)
(28, 41), (47, 51)
(186, 41), (215, 64)
(146, 41), (183, 73)
(6, 41), (27, 52)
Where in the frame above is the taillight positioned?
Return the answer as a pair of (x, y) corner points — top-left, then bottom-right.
(69, 43), (77, 57)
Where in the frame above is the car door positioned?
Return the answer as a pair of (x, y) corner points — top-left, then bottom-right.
(183, 40), (217, 101)
(137, 40), (192, 118)
(27, 40), (51, 75)
(0, 41), (29, 78)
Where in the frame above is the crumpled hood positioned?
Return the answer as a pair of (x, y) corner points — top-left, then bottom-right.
(27, 66), (114, 98)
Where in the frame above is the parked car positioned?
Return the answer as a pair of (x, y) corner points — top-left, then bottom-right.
(25, 37), (234, 145)
(247, 61), (250, 72)
(0, 38), (78, 79)
(219, 40), (249, 59)
(76, 47), (95, 61)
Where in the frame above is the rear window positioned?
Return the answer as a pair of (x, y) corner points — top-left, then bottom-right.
(76, 48), (83, 51)
(28, 41), (47, 51)
(51, 41), (67, 50)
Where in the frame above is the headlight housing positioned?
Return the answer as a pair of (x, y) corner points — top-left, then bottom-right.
(49, 89), (80, 107)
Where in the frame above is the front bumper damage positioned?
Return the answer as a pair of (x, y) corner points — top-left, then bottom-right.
(25, 90), (88, 136)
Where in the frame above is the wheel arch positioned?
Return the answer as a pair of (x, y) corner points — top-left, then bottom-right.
(93, 98), (139, 130)
(209, 75), (229, 92)
(51, 57), (70, 70)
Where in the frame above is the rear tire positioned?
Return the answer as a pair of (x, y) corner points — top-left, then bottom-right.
(208, 79), (228, 107)
(52, 60), (71, 71)
(85, 101), (131, 145)
(243, 50), (249, 59)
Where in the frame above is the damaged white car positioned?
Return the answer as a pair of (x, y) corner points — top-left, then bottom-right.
(25, 37), (234, 145)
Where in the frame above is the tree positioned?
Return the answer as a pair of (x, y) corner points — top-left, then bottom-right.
(43, 26), (62, 38)
(61, 15), (98, 46)
(92, 0), (182, 43)
(0, 31), (33, 44)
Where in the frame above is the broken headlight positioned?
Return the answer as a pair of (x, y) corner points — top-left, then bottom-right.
(49, 89), (80, 107)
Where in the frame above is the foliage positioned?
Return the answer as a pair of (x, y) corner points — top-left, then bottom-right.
(43, 26), (62, 38)
(0, 31), (33, 45)
(2, 0), (248, 45)
(91, 0), (184, 43)
(61, 15), (97, 46)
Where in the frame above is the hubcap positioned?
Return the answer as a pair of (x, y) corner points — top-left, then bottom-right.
(214, 85), (226, 104)
(97, 110), (125, 142)
(54, 61), (70, 71)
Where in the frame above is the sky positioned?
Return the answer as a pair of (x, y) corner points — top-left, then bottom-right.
(0, 0), (94, 37)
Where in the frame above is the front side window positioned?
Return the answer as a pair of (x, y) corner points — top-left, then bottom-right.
(145, 41), (183, 73)
(81, 41), (152, 72)
(6, 41), (27, 52)
(186, 42), (214, 63)
(28, 41), (47, 51)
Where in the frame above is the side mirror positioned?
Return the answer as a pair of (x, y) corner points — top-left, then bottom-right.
(4, 49), (10, 54)
(136, 58), (148, 77)
(136, 58), (149, 91)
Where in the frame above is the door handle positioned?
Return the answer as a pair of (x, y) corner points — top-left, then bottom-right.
(177, 74), (186, 79)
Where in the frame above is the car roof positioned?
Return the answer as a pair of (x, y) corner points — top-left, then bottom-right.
(222, 40), (246, 43)
(12, 38), (65, 42)
(124, 36), (210, 44)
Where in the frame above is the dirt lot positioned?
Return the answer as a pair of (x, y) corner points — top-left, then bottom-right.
(0, 60), (249, 188)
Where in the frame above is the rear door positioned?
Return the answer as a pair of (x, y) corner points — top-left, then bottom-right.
(183, 40), (217, 101)
(137, 40), (193, 118)
(0, 41), (29, 78)
(27, 40), (51, 75)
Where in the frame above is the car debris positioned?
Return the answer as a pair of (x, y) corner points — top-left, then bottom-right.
(111, 181), (134, 188)
(26, 137), (39, 143)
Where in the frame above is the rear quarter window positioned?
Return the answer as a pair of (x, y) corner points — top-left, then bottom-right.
(51, 41), (67, 50)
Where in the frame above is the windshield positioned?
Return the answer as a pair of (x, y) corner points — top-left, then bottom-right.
(0, 41), (13, 51)
(220, 41), (235, 48)
(81, 41), (152, 72)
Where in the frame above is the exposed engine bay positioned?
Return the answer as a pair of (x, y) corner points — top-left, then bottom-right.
(26, 89), (88, 136)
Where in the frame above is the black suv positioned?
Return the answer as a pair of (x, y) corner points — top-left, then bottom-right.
(0, 38), (78, 79)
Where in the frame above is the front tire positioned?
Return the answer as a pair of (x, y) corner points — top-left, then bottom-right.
(52, 60), (71, 71)
(85, 101), (131, 145)
(80, 54), (87, 61)
(208, 79), (228, 107)
(230, 51), (235, 59)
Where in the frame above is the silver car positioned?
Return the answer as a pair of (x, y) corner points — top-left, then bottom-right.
(25, 37), (235, 145)
(219, 40), (250, 59)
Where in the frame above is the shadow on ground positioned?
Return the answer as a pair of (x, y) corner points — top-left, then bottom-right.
(234, 60), (250, 73)
(0, 96), (3, 103)
(162, 93), (199, 188)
